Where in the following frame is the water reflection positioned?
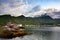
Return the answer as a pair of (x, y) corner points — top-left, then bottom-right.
(0, 27), (60, 40)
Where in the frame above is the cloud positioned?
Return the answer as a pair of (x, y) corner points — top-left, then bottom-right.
(32, 5), (40, 12)
(0, 0), (60, 19)
(47, 11), (60, 19)
(26, 6), (60, 19)
(0, 0), (32, 17)
(42, 4), (60, 10)
(25, 5), (46, 17)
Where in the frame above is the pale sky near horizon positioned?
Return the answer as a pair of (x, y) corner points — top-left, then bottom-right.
(0, 0), (60, 18)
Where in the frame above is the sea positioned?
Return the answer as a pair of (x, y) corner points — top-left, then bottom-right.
(0, 27), (60, 40)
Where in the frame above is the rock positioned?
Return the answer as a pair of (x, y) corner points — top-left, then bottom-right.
(0, 30), (32, 39)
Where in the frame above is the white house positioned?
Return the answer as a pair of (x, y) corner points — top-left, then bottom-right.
(17, 24), (22, 27)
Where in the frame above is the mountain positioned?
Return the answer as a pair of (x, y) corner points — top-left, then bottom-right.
(0, 14), (60, 26)
(44, 9), (60, 19)
(0, 15), (40, 25)
(34, 14), (53, 25)
(31, 8), (60, 19)
(39, 13), (52, 19)
(18, 15), (25, 18)
(0, 15), (13, 24)
(34, 13), (60, 25)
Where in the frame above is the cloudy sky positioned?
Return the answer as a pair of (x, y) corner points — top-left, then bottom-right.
(0, 0), (60, 18)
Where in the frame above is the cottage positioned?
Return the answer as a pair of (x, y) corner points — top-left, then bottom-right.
(17, 24), (22, 27)
(9, 24), (16, 28)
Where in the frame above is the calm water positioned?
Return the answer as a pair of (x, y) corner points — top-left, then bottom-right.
(0, 27), (60, 40)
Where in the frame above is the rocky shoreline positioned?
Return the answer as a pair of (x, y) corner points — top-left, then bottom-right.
(0, 30), (32, 39)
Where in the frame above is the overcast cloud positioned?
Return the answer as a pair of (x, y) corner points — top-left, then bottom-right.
(0, 0), (32, 16)
(0, 0), (60, 18)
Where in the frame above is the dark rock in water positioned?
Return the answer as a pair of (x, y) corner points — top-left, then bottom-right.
(0, 30), (32, 39)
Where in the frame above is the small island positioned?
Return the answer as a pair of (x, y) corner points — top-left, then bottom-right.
(0, 22), (32, 39)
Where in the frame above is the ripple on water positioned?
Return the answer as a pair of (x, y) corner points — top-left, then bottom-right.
(0, 34), (43, 40)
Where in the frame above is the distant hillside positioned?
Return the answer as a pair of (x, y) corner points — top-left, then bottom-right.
(0, 14), (60, 26)
(0, 15), (40, 25)
(34, 14), (60, 25)
(0, 15), (13, 24)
